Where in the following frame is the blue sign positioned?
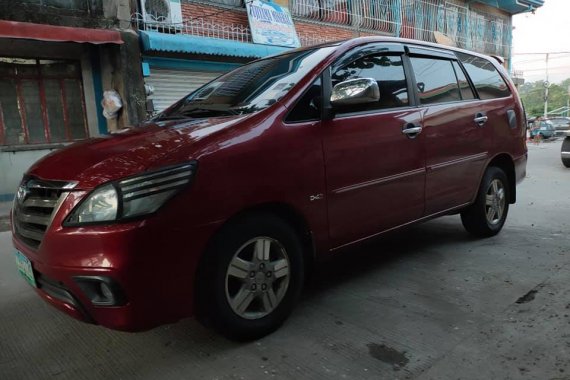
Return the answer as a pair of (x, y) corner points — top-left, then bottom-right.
(246, 0), (301, 48)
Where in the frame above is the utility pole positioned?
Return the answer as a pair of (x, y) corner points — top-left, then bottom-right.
(567, 85), (570, 117)
(544, 53), (550, 119)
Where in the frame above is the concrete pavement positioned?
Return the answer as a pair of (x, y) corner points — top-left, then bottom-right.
(0, 201), (11, 232)
(0, 140), (569, 380)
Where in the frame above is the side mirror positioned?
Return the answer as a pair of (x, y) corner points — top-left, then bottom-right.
(330, 78), (380, 107)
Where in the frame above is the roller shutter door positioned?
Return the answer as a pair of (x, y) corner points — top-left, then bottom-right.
(145, 68), (223, 112)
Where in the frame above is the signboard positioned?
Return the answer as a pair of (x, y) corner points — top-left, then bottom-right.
(246, 0), (300, 48)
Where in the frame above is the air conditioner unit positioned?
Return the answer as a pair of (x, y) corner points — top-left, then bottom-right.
(141, 0), (183, 25)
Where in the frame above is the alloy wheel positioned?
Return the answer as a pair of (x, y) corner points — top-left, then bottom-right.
(225, 237), (290, 320)
(485, 179), (506, 225)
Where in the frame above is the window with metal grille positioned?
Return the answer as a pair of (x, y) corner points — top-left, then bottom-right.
(0, 58), (88, 146)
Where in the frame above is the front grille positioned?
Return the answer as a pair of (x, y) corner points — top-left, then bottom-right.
(13, 177), (76, 249)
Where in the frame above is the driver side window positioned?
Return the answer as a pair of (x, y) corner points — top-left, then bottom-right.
(332, 54), (409, 114)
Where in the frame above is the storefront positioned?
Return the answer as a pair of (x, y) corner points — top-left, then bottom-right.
(0, 20), (123, 200)
(139, 31), (290, 114)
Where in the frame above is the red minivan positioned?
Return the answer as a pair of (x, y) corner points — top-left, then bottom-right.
(12, 37), (527, 340)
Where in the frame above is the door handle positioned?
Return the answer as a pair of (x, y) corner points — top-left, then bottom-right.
(474, 113), (488, 127)
(402, 123), (423, 138)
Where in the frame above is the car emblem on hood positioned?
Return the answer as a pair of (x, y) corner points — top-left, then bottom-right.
(16, 184), (29, 205)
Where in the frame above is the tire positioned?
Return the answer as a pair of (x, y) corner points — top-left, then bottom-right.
(461, 167), (510, 237)
(197, 213), (304, 341)
(562, 138), (570, 168)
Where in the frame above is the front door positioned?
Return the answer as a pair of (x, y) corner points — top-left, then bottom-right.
(322, 50), (425, 249)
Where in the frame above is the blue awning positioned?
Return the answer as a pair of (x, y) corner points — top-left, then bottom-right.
(140, 31), (291, 58)
(473, 0), (544, 14)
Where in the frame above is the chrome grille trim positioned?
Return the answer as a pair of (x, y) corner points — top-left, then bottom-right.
(17, 212), (51, 226)
(118, 163), (196, 202)
(22, 197), (58, 208)
(120, 171), (191, 192)
(122, 179), (190, 201)
(13, 177), (75, 250)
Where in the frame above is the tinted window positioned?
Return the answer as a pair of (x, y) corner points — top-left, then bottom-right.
(457, 53), (511, 100)
(410, 57), (461, 105)
(452, 61), (475, 100)
(286, 77), (322, 123)
(332, 54), (409, 113)
(158, 46), (336, 120)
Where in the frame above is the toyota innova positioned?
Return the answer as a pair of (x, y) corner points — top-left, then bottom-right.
(12, 37), (527, 340)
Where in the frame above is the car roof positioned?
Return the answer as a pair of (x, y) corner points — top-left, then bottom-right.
(268, 36), (499, 64)
(336, 36), (499, 61)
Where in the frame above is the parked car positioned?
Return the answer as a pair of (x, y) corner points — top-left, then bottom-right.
(530, 120), (556, 139)
(11, 37), (527, 340)
(562, 133), (570, 168)
(548, 117), (570, 136)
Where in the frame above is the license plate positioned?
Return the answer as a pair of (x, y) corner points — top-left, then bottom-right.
(15, 251), (37, 288)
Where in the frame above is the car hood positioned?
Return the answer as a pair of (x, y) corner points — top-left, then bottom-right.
(27, 115), (249, 189)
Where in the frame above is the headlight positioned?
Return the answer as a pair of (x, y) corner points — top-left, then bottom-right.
(65, 161), (197, 226)
(67, 184), (118, 224)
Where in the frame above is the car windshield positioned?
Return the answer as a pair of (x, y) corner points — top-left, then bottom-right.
(155, 45), (337, 120)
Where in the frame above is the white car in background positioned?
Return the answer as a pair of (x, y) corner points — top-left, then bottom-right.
(562, 132), (570, 168)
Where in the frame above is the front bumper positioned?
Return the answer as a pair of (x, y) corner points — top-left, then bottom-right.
(12, 203), (220, 332)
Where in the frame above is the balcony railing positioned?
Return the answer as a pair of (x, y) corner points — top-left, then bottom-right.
(289, 0), (512, 57)
(133, 13), (253, 43)
(133, 13), (338, 47)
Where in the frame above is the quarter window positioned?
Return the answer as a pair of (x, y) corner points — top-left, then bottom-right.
(452, 61), (475, 100)
(410, 57), (461, 105)
(286, 77), (322, 123)
(457, 53), (511, 100)
(332, 54), (409, 113)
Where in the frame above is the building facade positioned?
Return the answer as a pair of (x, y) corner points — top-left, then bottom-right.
(0, 0), (146, 200)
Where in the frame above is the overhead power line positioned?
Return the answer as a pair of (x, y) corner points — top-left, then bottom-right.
(512, 52), (570, 55)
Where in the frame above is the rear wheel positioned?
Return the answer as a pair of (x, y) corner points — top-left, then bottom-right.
(461, 167), (509, 237)
(197, 214), (304, 341)
(562, 137), (570, 168)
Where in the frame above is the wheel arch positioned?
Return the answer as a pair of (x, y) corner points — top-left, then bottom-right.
(224, 202), (316, 265)
(194, 202), (316, 314)
(487, 153), (516, 204)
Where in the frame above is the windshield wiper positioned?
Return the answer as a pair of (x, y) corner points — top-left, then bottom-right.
(180, 108), (243, 117)
(153, 114), (192, 122)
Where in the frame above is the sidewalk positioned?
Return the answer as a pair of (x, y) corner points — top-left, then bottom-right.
(0, 200), (11, 216)
(0, 201), (11, 232)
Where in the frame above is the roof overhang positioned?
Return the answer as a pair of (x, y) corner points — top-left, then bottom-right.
(472, 0), (545, 14)
(0, 20), (123, 45)
(140, 31), (290, 59)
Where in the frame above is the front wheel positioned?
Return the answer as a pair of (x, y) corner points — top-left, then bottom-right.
(197, 214), (304, 341)
(461, 167), (510, 237)
(562, 137), (570, 168)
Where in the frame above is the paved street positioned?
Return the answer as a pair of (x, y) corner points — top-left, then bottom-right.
(1, 140), (569, 380)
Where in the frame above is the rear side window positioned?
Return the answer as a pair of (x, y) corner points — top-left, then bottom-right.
(457, 53), (511, 100)
(409, 57), (461, 105)
(452, 61), (475, 100)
